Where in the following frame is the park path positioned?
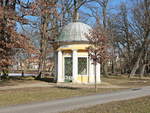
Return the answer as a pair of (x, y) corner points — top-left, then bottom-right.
(0, 86), (150, 113)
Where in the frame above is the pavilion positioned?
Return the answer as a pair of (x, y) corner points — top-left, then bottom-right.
(55, 22), (101, 84)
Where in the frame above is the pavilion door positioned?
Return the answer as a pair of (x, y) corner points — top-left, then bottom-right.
(64, 57), (72, 82)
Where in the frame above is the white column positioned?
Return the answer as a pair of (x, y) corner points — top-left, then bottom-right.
(54, 52), (57, 82)
(96, 63), (101, 83)
(72, 50), (78, 83)
(89, 59), (101, 84)
(57, 50), (63, 82)
(89, 59), (94, 84)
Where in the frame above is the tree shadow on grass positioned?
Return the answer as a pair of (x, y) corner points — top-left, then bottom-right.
(54, 86), (80, 90)
(35, 77), (56, 83)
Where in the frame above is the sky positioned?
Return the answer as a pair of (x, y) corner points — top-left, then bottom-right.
(80, 0), (130, 25)
(15, 0), (132, 48)
(110, 0), (127, 6)
(17, 0), (131, 32)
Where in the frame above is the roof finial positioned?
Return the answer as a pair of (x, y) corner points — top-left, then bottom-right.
(76, 13), (80, 21)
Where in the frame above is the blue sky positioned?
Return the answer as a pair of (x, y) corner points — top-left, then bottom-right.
(17, 0), (130, 32)
(80, 0), (129, 25)
(16, 0), (131, 47)
(110, 0), (127, 6)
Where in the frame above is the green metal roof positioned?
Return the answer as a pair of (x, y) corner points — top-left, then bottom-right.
(57, 22), (92, 42)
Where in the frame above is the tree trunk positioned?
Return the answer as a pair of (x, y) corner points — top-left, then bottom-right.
(102, 1), (108, 76)
(103, 63), (108, 77)
(128, 48), (144, 78)
(139, 52), (148, 77)
(22, 70), (24, 77)
(102, 6), (106, 28)
(94, 62), (97, 92)
(111, 48), (116, 74)
(140, 64), (146, 78)
(37, 16), (49, 78)
(111, 60), (114, 73)
(73, 0), (77, 22)
(129, 54), (141, 77)
(130, 30), (149, 77)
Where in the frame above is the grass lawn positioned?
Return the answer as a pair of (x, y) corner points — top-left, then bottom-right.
(62, 96), (150, 113)
(0, 87), (123, 107)
(0, 75), (150, 107)
(0, 76), (37, 86)
(101, 76), (150, 88)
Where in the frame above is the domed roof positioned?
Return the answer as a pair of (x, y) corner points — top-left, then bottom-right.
(57, 22), (92, 42)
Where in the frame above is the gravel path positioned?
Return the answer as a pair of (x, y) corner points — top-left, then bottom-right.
(0, 86), (150, 113)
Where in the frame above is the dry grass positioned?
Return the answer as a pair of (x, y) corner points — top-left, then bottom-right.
(0, 75), (150, 107)
(0, 77), (36, 86)
(0, 87), (123, 107)
(101, 76), (150, 88)
(62, 96), (150, 113)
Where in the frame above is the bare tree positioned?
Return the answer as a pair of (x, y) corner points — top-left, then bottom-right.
(0, 0), (35, 75)
(26, 0), (59, 78)
(129, 0), (150, 77)
(87, 26), (109, 92)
